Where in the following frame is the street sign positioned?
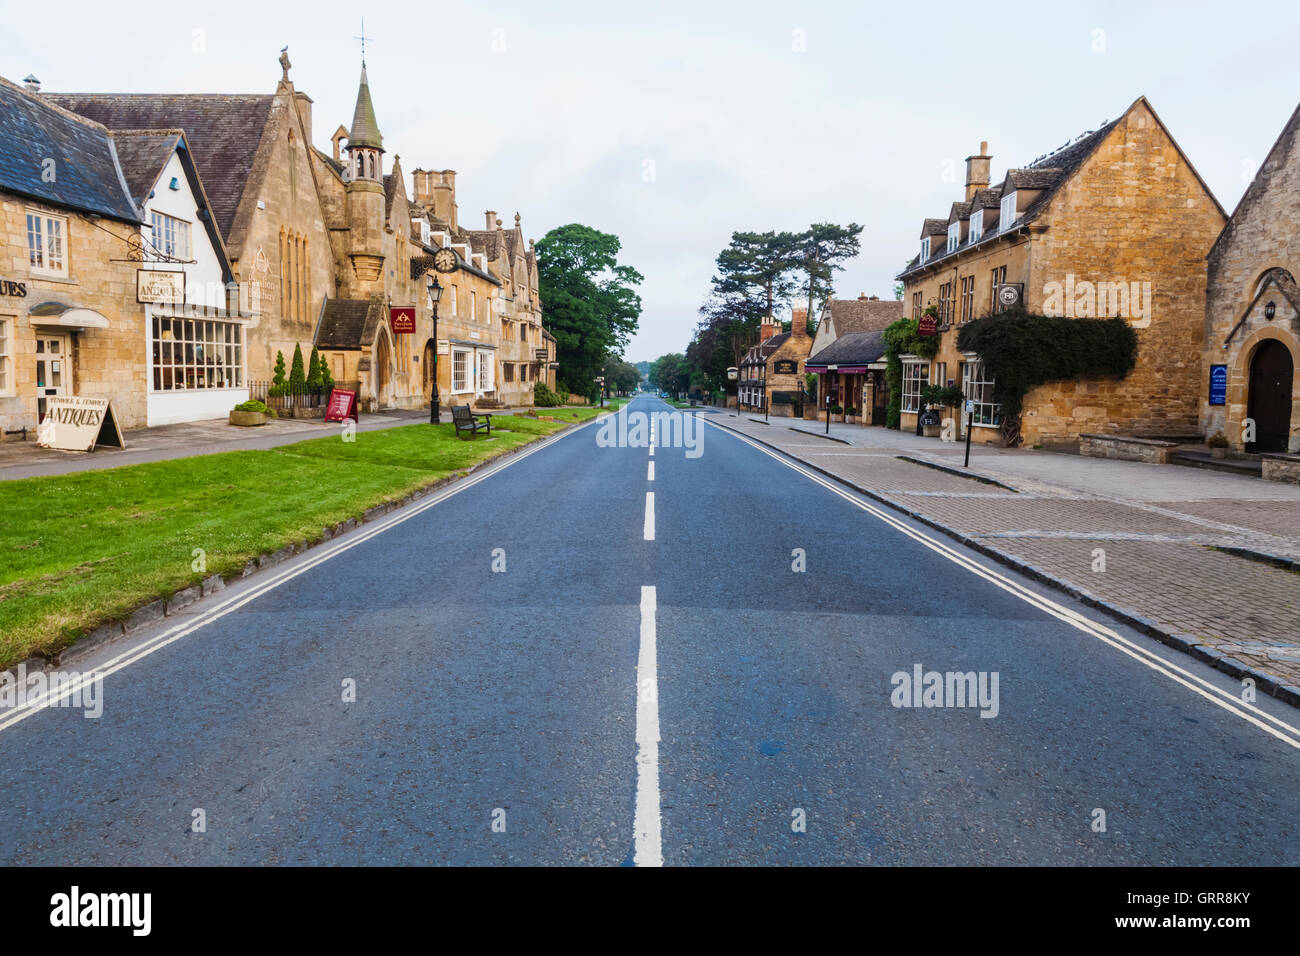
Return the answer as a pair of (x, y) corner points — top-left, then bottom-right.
(965, 399), (975, 412)
(37, 396), (125, 451)
(324, 388), (358, 423)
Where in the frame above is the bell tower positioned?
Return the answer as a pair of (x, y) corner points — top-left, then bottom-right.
(344, 60), (386, 290)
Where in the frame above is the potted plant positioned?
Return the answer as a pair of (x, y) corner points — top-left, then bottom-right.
(1208, 431), (1229, 459)
(846, 405), (858, 423)
(229, 399), (273, 427)
(830, 403), (844, 419)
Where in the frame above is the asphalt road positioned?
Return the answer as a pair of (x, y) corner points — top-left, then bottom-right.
(2, 394), (1298, 865)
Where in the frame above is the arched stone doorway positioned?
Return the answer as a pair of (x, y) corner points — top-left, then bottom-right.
(375, 331), (394, 408)
(1247, 339), (1294, 452)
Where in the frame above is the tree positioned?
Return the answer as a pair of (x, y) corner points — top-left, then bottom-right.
(306, 346), (323, 391)
(289, 343), (306, 391)
(272, 350), (287, 385)
(649, 353), (690, 398)
(537, 224), (643, 395)
(796, 222), (864, 325)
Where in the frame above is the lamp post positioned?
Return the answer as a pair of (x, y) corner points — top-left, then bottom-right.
(727, 367), (739, 416)
(427, 276), (442, 424)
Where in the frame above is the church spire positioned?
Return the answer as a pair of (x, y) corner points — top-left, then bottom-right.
(348, 64), (384, 152)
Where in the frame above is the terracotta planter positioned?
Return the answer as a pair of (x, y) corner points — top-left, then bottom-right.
(229, 410), (267, 427)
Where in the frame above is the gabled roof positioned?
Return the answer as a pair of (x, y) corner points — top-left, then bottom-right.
(317, 297), (381, 350)
(465, 229), (502, 260)
(920, 218), (948, 239)
(0, 76), (139, 223)
(825, 297), (904, 334)
(110, 129), (184, 207)
(947, 200), (972, 224)
(1210, 100), (1300, 264)
(347, 65), (383, 151)
(47, 91), (275, 238)
(1002, 167), (1061, 191)
(970, 186), (1003, 210)
(806, 329), (887, 368)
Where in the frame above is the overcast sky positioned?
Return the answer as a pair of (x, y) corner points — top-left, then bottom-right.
(6, 0), (1298, 362)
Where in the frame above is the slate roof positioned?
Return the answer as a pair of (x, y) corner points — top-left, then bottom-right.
(465, 229), (501, 260)
(920, 218), (948, 239)
(348, 65), (383, 150)
(47, 92), (275, 238)
(825, 297), (904, 334)
(806, 329), (887, 368)
(948, 200), (973, 224)
(316, 298), (377, 350)
(0, 76), (139, 222)
(110, 129), (182, 207)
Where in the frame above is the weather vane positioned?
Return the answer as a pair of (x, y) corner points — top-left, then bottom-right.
(354, 19), (373, 66)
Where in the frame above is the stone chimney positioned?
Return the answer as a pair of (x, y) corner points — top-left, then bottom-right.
(792, 306), (808, 340)
(23, 74), (40, 93)
(411, 168), (434, 204)
(965, 141), (991, 201)
(432, 170), (458, 232)
(760, 318), (776, 341)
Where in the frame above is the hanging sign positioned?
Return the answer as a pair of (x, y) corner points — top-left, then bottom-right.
(136, 269), (185, 305)
(324, 388), (358, 423)
(37, 396), (126, 451)
(918, 314), (938, 336)
(389, 306), (416, 334)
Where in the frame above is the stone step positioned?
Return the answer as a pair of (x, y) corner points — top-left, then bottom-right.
(1170, 450), (1263, 476)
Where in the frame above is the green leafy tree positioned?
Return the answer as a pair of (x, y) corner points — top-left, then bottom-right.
(796, 222), (864, 326)
(537, 224), (643, 395)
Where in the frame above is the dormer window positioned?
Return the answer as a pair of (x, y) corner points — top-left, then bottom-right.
(947, 222), (961, 254)
(920, 237), (931, 262)
(970, 209), (983, 243)
(1000, 191), (1018, 231)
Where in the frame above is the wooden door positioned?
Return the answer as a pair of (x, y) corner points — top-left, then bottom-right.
(1247, 340), (1293, 452)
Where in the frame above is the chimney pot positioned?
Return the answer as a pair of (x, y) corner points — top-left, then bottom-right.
(23, 74), (40, 93)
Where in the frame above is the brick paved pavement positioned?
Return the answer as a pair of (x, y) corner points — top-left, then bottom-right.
(707, 412), (1300, 695)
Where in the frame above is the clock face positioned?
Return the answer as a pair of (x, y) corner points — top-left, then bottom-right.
(434, 248), (459, 273)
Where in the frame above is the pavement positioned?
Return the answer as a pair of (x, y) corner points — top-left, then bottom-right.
(1, 394), (1298, 865)
(710, 409), (1300, 695)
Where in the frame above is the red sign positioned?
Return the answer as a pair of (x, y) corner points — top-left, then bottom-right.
(918, 314), (938, 337)
(324, 388), (358, 423)
(389, 306), (416, 334)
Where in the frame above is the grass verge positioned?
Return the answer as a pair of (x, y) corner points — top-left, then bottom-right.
(0, 416), (566, 667)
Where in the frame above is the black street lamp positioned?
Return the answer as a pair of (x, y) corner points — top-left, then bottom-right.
(427, 276), (442, 424)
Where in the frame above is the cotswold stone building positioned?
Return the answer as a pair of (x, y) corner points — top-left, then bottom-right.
(897, 98), (1226, 446)
(1204, 102), (1300, 455)
(52, 50), (547, 416)
(805, 295), (903, 425)
(0, 76), (244, 433)
(738, 308), (813, 414)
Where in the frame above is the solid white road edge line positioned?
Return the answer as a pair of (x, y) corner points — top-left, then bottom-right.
(634, 584), (663, 866)
(706, 421), (1300, 751)
(0, 420), (597, 733)
(644, 492), (655, 541)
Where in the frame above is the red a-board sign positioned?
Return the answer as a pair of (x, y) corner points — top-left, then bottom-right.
(389, 306), (416, 334)
(324, 388), (358, 423)
(918, 314), (938, 336)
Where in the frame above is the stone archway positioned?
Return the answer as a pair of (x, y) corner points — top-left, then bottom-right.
(374, 330), (394, 408)
(1247, 339), (1294, 452)
(1228, 327), (1300, 452)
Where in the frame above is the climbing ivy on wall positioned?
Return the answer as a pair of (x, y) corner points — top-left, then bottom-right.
(883, 313), (941, 429)
(956, 310), (1139, 425)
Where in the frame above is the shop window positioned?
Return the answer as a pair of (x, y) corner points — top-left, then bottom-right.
(452, 348), (470, 392)
(902, 361), (929, 413)
(151, 315), (244, 391)
(27, 211), (67, 277)
(961, 358), (1000, 426)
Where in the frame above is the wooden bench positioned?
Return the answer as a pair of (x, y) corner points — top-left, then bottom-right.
(451, 404), (491, 439)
